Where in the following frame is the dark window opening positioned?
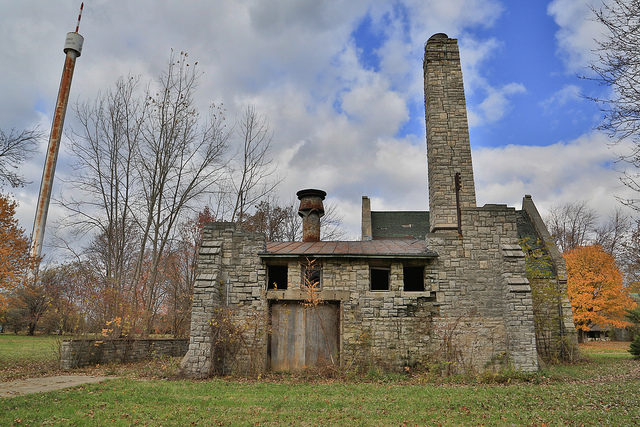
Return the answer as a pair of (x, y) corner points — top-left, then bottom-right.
(302, 261), (322, 289)
(403, 266), (424, 291)
(268, 265), (288, 290)
(370, 268), (390, 291)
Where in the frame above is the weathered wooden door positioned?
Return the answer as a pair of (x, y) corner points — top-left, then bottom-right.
(270, 302), (339, 371)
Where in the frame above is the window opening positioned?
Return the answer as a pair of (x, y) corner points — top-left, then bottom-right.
(403, 266), (424, 291)
(267, 265), (288, 290)
(302, 259), (322, 289)
(370, 268), (390, 291)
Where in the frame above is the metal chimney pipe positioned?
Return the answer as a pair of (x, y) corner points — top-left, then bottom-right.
(297, 189), (326, 242)
(30, 31), (84, 265)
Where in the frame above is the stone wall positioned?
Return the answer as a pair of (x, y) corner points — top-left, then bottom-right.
(426, 205), (538, 372)
(60, 338), (188, 369)
(184, 210), (538, 375)
(180, 222), (266, 378)
(266, 258), (437, 370)
(521, 195), (578, 360)
(325, 259), (437, 369)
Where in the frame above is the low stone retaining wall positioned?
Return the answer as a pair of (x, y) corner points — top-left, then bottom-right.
(60, 338), (189, 369)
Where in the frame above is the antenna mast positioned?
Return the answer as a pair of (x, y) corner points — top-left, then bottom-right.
(30, 3), (85, 272)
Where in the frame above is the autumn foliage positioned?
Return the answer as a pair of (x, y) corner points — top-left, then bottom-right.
(565, 245), (636, 332)
(0, 193), (30, 313)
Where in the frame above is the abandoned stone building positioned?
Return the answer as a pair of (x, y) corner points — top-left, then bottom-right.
(181, 33), (577, 378)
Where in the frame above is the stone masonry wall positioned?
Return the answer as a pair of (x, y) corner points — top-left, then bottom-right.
(521, 195), (578, 359)
(323, 259), (436, 369)
(424, 34), (476, 232)
(268, 258), (438, 371)
(181, 222), (266, 378)
(426, 205), (538, 372)
(61, 338), (188, 369)
(184, 214), (538, 376)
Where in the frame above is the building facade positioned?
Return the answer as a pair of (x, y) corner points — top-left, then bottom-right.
(181, 34), (576, 378)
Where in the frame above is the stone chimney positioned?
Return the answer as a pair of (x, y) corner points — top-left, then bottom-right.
(424, 33), (477, 233)
(361, 196), (372, 241)
(297, 189), (326, 242)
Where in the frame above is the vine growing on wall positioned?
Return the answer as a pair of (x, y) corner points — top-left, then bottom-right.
(520, 237), (577, 363)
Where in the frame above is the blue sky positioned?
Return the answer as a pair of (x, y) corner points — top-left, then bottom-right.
(0, 0), (634, 249)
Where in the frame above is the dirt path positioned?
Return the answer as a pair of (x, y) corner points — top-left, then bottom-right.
(0, 375), (112, 398)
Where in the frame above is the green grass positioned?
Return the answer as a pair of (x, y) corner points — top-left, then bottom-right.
(0, 334), (61, 363)
(2, 377), (639, 425)
(1, 338), (639, 425)
(540, 341), (637, 382)
(0, 334), (63, 382)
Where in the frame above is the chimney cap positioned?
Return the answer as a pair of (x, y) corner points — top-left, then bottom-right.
(428, 33), (449, 41)
(296, 189), (326, 200)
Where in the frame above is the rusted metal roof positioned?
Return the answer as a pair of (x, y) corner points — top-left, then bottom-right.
(261, 240), (437, 259)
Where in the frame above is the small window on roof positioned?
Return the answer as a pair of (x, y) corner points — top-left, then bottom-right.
(267, 265), (288, 290)
(370, 268), (390, 291)
(403, 266), (424, 291)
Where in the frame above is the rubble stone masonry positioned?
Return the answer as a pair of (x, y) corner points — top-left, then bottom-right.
(424, 34), (477, 232)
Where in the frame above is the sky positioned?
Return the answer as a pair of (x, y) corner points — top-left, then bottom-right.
(0, 0), (635, 255)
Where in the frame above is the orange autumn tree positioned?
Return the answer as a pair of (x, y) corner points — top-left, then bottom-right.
(0, 193), (31, 314)
(564, 245), (636, 335)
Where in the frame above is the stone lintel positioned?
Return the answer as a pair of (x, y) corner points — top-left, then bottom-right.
(506, 277), (530, 285)
(429, 224), (458, 233)
(266, 289), (350, 301)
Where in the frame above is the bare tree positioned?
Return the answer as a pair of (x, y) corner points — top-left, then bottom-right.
(60, 51), (231, 334)
(61, 76), (143, 322)
(593, 207), (630, 258)
(282, 199), (302, 241)
(588, 0), (640, 209)
(547, 201), (598, 253)
(319, 202), (347, 241)
(620, 218), (640, 286)
(131, 51), (230, 333)
(230, 105), (279, 222)
(239, 197), (346, 242)
(0, 128), (41, 188)
(240, 199), (291, 241)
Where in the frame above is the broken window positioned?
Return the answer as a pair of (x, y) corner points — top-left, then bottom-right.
(267, 265), (288, 290)
(370, 267), (390, 291)
(403, 266), (424, 291)
(302, 259), (322, 289)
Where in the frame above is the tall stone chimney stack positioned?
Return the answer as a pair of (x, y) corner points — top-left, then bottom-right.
(297, 189), (326, 242)
(424, 33), (476, 233)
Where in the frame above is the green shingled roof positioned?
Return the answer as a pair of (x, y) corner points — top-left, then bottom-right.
(371, 211), (430, 240)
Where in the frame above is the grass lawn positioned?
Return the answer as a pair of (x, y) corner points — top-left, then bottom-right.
(0, 334), (62, 380)
(0, 334), (61, 362)
(0, 337), (639, 425)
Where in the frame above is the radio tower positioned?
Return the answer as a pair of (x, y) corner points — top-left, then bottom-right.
(30, 3), (84, 271)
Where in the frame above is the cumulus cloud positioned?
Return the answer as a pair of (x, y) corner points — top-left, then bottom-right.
(457, 37), (528, 128)
(547, 0), (605, 73)
(3, 0), (626, 245)
(473, 131), (634, 219)
(540, 84), (582, 112)
(477, 83), (527, 123)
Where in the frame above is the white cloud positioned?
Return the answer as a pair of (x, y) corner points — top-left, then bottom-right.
(540, 84), (581, 112)
(473, 131), (634, 220)
(478, 83), (526, 123)
(457, 37), (527, 128)
(547, 0), (605, 73)
(4, 1), (625, 248)
(341, 78), (408, 134)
